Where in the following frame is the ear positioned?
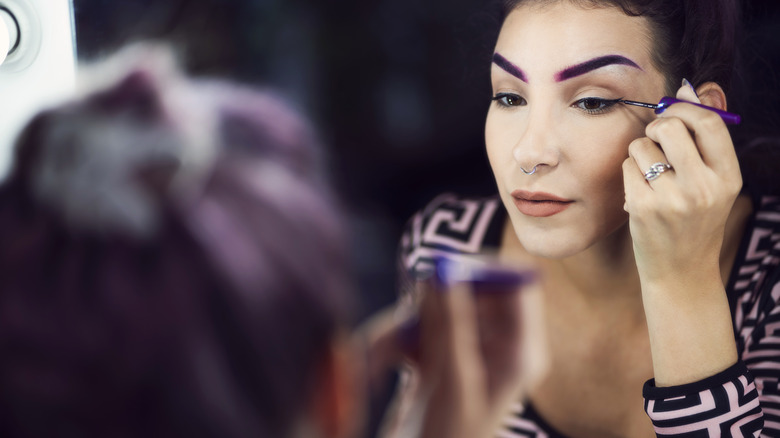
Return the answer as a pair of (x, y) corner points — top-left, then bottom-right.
(309, 334), (364, 438)
(695, 82), (728, 111)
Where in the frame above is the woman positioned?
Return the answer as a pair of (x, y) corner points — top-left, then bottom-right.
(389, 1), (780, 437)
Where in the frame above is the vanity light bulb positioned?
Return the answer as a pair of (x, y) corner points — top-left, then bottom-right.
(0, 10), (10, 65)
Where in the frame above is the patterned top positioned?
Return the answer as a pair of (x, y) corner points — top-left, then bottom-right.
(397, 192), (780, 437)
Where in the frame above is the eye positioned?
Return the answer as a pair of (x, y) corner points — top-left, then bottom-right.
(492, 93), (527, 108)
(574, 97), (621, 115)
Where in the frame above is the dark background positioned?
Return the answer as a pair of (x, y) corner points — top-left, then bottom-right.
(72, 0), (510, 322)
(71, 0), (780, 435)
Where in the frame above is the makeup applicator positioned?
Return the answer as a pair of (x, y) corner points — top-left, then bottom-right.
(620, 97), (741, 124)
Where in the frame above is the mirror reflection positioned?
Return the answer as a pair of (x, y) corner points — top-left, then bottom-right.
(0, 1), (778, 437)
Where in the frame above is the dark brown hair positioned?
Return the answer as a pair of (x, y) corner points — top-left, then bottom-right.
(499, 0), (741, 97)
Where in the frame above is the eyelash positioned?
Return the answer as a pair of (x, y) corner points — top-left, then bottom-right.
(573, 97), (622, 115)
(490, 94), (623, 116)
(491, 92), (526, 108)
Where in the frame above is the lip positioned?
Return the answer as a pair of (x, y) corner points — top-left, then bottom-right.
(511, 190), (574, 217)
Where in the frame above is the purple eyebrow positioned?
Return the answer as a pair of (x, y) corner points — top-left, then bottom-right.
(492, 53), (527, 83)
(554, 55), (642, 82)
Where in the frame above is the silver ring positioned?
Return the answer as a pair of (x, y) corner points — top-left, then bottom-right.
(520, 165), (538, 175)
(644, 162), (673, 181)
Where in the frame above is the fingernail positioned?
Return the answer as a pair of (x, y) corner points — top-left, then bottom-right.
(682, 78), (698, 97)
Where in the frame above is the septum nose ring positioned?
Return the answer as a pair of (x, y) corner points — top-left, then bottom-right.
(520, 165), (538, 175)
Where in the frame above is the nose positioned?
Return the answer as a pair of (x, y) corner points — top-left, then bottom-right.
(512, 105), (560, 174)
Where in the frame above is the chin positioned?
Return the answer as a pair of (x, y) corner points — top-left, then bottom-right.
(508, 214), (630, 260)
(517, 231), (591, 259)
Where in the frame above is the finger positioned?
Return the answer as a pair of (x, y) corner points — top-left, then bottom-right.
(418, 280), (447, 376)
(443, 282), (485, 388)
(356, 307), (405, 387)
(517, 282), (548, 395)
(677, 79), (702, 104)
(654, 102), (737, 174)
(645, 113), (704, 171)
(627, 136), (676, 188)
(622, 156), (652, 212)
(418, 279), (481, 364)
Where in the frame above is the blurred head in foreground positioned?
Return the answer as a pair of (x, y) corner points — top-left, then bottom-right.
(0, 45), (358, 438)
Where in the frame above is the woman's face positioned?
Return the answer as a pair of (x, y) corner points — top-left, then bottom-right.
(486, 2), (668, 258)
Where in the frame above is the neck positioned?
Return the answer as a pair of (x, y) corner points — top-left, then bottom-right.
(501, 219), (644, 315)
(549, 223), (644, 312)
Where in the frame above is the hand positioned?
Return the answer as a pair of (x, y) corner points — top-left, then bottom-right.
(622, 83), (742, 287)
(362, 272), (547, 438)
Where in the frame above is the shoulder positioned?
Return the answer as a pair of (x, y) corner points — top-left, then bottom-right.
(398, 193), (505, 281)
(732, 195), (780, 350)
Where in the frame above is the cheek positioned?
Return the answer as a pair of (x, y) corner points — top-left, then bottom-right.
(485, 110), (513, 177)
(570, 124), (640, 200)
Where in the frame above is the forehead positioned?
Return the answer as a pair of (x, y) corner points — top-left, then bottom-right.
(495, 2), (655, 78)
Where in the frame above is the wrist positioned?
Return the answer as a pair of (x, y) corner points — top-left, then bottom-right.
(641, 281), (738, 387)
(638, 263), (722, 299)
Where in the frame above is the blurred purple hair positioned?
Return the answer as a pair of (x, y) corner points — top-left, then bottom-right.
(0, 46), (352, 437)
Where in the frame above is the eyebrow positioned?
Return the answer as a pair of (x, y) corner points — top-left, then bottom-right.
(492, 53), (527, 83)
(554, 55), (642, 82)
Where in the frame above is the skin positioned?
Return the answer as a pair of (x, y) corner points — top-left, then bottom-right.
(484, 2), (751, 437)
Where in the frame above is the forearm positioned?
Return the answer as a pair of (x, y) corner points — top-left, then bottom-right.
(641, 271), (738, 387)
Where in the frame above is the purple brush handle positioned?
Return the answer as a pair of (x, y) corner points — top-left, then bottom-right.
(434, 257), (536, 293)
(655, 97), (741, 125)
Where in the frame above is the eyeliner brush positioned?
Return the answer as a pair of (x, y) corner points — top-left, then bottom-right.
(619, 99), (659, 109)
(619, 97), (741, 124)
